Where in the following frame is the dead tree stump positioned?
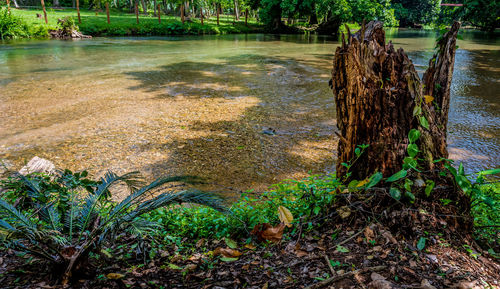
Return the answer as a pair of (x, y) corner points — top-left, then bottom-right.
(331, 21), (460, 181)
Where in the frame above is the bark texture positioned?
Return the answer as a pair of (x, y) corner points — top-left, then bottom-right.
(331, 21), (460, 181)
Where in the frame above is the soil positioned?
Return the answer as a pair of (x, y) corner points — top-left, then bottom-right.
(1, 199), (498, 289)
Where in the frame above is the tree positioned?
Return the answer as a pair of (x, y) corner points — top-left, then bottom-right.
(331, 21), (460, 184)
(461, 0), (500, 32)
(392, 0), (441, 27)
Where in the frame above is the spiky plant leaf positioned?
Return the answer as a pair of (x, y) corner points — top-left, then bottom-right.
(39, 204), (62, 231)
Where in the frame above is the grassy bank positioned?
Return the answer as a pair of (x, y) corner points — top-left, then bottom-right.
(3, 7), (263, 38)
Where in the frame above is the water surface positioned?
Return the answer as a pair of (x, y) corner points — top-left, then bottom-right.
(1, 31), (498, 195)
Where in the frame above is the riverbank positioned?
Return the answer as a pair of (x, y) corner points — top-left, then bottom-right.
(2, 8), (263, 38)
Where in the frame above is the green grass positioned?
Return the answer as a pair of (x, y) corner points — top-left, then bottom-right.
(7, 8), (263, 37)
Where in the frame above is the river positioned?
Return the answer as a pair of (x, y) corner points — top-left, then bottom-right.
(1, 30), (498, 196)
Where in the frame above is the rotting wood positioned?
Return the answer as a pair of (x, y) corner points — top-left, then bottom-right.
(331, 21), (461, 181)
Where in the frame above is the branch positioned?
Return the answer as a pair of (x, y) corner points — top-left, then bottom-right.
(304, 266), (387, 289)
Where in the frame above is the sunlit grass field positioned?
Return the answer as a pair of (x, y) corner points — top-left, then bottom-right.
(9, 8), (263, 36)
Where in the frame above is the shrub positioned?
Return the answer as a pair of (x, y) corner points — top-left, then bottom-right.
(0, 8), (30, 40)
(0, 171), (226, 284)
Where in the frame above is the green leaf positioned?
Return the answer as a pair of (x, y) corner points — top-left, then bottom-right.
(225, 238), (238, 249)
(404, 179), (413, 192)
(408, 129), (421, 143)
(417, 237), (426, 251)
(458, 163), (465, 176)
(419, 116), (429, 130)
(425, 180), (435, 197)
(389, 187), (402, 201)
(403, 157), (418, 170)
(386, 170), (407, 182)
(405, 191), (415, 203)
(355, 148), (361, 157)
(366, 172), (383, 188)
(412, 105), (422, 116)
(336, 245), (350, 253)
(313, 206), (321, 215)
(407, 144), (419, 158)
(168, 263), (182, 270)
(477, 168), (500, 176)
(220, 257), (239, 262)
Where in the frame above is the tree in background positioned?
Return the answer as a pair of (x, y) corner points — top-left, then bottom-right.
(461, 0), (499, 32)
(391, 0), (441, 27)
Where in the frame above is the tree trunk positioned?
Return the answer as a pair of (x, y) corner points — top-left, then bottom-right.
(53, 0), (60, 7)
(233, 0), (239, 21)
(12, 0), (19, 8)
(331, 21), (460, 182)
(140, 0), (147, 15)
(154, 0), (157, 16)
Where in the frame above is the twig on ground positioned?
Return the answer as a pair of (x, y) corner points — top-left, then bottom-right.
(335, 227), (364, 247)
(304, 265), (387, 289)
(323, 254), (336, 277)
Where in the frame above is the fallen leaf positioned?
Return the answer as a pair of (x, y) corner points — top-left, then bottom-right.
(365, 226), (375, 241)
(244, 244), (257, 250)
(106, 273), (124, 280)
(220, 257), (239, 262)
(295, 250), (308, 257)
(278, 206), (294, 227)
(224, 238), (238, 249)
(196, 238), (205, 248)
(214, 247), (242, 258)
(337, 206), (351, 219)
(251, 223), (285, 243)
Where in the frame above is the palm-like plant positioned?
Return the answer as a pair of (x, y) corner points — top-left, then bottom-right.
(0, 171), (226, 284)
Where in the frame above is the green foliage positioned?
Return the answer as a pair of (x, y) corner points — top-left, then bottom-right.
(391, 0), (441, 27)
(0, 171), (226, 281)
(461, 0), (500, 32)
(147, 174), (342, 240)
(0, 8), (31, 40)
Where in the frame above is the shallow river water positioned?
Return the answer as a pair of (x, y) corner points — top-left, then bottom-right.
(1, 30), (499, 195)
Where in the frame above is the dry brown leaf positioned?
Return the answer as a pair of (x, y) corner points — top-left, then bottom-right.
(337, 205), (352, 219)
(365, 226), (375, 242)
(106, 273), (124, 280)
(244, 244), (257, 250)
(251, 223), (285, 243)
(213, 247), (242, 258)
(278, 206), (294, 227)
(295, 250), (308, 257)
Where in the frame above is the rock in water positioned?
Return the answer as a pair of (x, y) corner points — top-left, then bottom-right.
(19, 156), (56, 176)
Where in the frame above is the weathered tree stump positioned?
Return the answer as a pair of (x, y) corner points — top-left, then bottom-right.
(331, 21), (460, 181)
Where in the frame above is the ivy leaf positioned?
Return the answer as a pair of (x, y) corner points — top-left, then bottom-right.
(386, 170), (407, 182)
(417, 237), (426, 251)
(419, 116), (429, 130)
(389, 187), (402, 201)
(405, 191), (415, 203)
(366, 172), (383, 188)
(407, 143), (419, 158)
(408, 129), (421, 143)
(413, 105), (422, 116)
(403, 157), (418, 170)
(425, 180), (435, 197)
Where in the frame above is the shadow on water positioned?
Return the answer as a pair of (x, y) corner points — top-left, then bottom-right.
(124, 54), (337, 193)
